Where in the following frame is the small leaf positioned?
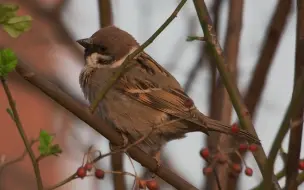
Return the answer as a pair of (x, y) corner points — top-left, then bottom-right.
(0, 49), (17, 76)
(6, 15), (32, 24)
(0, 4), (18, 24)
(6, 108), (14, 120)
(0, 4), (19, 12)
(2, 16), (32, 38)
(38, 130), (53, 155)
(50, 144), (62, 156)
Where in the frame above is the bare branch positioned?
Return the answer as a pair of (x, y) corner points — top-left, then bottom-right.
(285, 0), (304, 188)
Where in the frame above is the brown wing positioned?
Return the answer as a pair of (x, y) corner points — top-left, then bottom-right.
(116, 54), (208, 132)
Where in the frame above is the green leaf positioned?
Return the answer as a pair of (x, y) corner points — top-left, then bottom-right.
(6, 15), (32, 24)
(38, 130), (62, 156)
(0, 4), (18, 23)
(38, 130), (53, 155)
(2, 15), (32, 38)
(6, 108), (14, 120)
(0, 48), (17, 77)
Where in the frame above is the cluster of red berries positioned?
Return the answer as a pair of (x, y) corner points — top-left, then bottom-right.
(76, 162), (105, 179)
(200, 141), (257, 177)
(137, 179), (159, 190)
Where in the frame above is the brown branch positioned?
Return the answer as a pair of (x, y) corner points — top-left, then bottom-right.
(228, 0), (293, 188)
(96, 1), (125, 189)
(244, 0), (293, 115)
(285, 0), (304, 189)
(203, 0), (223, 189)
(212, 0), (244, 189)
(0, 78), (43, 190)
(184, 0), (222, 93)
(0, 139), (38, 176)
(192, 0), (281, 189)
(98, 0), (113, 27)
(14, 63), (199, 190)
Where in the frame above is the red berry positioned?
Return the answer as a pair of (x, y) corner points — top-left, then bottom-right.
(95, 169), (105, 179)
(77, 167), (87, 179)
(200, 148), (210, 159)
(298, 160), (304, 170)
(84, 163), (93, 171)
(231, 123), (240, 133)
(146, 179), (159, 190)
(184, 98), (194, 108)
(203, 167), (213, 175)
(232, 164), (242, 173)
(138, 179), (147, 189)
(249, 144), (258, 152)
(245, 167), (253, 176)
(238, 144), (248, 152)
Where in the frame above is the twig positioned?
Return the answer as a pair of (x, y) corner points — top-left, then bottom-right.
(186, 36), (205, 41)
(0, 139), (38, 176)
(89, 0), (188, 113)
(285, 1), (304, 189)
(15, 63), (198, 190)
(191, 1), (282, 189)
(251, 168), (286, 190)
(0, 77), (43, 190)
(263, 69), (304, 190)
(297, 170), (304, 186)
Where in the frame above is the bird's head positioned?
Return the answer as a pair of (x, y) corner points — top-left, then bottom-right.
(77, 26), (139, 69)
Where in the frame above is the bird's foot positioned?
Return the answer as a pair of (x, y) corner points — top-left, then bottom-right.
(109, 133), (129, 152)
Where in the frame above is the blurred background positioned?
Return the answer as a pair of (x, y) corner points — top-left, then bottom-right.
(0, 0), (303, 189)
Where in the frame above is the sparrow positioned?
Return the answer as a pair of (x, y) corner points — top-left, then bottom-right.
(77, 26), (260, 163)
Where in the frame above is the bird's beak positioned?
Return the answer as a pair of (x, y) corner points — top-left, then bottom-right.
(76, 38), (92, 48)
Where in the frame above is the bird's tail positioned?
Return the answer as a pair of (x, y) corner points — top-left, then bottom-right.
(201, 115), (260, 145)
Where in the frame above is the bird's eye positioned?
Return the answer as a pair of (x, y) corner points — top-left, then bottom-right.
(98, 45), (107, 52)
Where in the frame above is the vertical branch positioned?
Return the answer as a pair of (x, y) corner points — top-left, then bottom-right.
(192, 0), (281, 189)
(244, 0), (292, 115)
(97, 1), (126, 189)
(210, 0), (244, 190)
(203, 1), (223, 188)
(0, 78), (43, 190)
(285, 0), (304, 189)
(231, 0), (293, 189)
(98, 0), (113, 27)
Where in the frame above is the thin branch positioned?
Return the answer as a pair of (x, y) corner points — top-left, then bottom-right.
(98, 0), (113, 27)
(89, 0), (188, 113)
(191, 0), (280, 189)
(96, 1), (125, 189)
(263, 70), (304, 190)
(15, 63), (199, 190)
(0, 77), (43, 190)
(297, 170), (304, 186)
(231, 0), (293, 188)
(213, 0), (244, 189)
(285, 0), (304, 189)
(0, 139), (38, 176)
(184, 0), (222, 94)
(244, 0), (292, 115)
